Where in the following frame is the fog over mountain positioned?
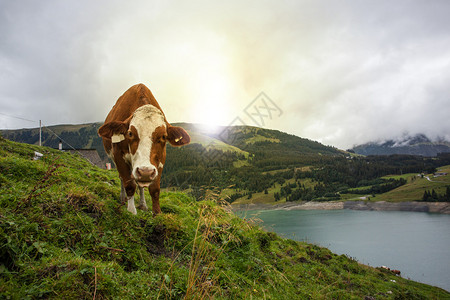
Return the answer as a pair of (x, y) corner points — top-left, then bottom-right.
(351, 133), (450, 157)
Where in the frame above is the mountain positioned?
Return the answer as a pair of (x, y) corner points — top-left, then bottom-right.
(0, 123), (351, 202)
(351, 134), (450, 157)
(5, 123), (450, 206)
(0, 122), (342, 165)
(1, 122), (106, 157)
(1, 137), (447, 298)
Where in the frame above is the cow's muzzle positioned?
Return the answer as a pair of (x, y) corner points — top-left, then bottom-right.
(135, 167), (157, 187)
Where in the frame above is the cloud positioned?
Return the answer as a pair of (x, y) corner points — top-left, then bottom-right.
(0, 1), (109, 126)
(1, 0), (450, 149)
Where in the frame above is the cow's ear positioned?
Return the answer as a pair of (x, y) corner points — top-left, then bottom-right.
(167, 125), (190, 146)
(98, 121), (129, 139)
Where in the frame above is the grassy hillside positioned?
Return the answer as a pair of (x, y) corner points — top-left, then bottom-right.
(373, 166), (450, 202)
(1, 122), (341, 160)
(186, 130), (249, 157)
(1, 122), (103, 149)
(1, 138), (448, 299)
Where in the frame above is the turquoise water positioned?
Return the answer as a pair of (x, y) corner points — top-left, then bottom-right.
(236, 209), (450, 291)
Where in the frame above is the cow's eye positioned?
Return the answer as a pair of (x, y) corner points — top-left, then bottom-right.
(159, 135), (167, 143)
(127, 131), (133, 138)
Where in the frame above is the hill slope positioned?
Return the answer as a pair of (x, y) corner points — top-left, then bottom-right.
(1, 138), (448, 299)
(1, 122), (341, 161)
(351, 134), (450, 157)
(1, 122), (346, 200)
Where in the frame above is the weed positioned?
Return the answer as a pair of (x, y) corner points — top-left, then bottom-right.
(15, 161), (63, 211)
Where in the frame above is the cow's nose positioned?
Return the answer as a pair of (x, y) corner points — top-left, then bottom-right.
(136, 167), (156, 182)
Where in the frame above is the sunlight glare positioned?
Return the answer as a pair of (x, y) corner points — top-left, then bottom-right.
(189, 53), (232, 133)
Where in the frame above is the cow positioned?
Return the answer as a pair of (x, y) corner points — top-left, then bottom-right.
(380, 266), (401, 276)
(98, 83), (190, 215)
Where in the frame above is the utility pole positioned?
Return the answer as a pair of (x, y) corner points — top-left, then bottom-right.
(39, 120), (42, 146)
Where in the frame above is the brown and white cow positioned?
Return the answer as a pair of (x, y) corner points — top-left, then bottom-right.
(98, 83), (190, 215)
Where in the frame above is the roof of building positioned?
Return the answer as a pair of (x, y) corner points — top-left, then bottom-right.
(67, 149), (105, 169)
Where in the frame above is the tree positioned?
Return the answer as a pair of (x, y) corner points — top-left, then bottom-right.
(431, 189), (438, 201)
(422, 190), (430, 202)
(274, 192), (280, 201)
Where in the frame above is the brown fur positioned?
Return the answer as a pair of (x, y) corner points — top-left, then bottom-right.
(98, 83), (190, 215)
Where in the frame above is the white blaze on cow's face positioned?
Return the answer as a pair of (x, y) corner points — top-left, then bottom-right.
(127, 105), (166, 187)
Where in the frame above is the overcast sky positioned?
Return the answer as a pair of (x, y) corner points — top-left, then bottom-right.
(1, 0), (450, 149)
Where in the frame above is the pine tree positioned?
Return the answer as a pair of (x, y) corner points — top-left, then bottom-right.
(274, 192), (280, 201)
(431, 189), (438, 201)
(422, 190), (430, 202)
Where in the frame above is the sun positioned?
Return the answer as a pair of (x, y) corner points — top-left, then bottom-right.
(170, 35), (235, 132)
(190, 72), (232, 133)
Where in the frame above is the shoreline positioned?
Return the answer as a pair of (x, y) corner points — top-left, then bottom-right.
(231, 200), (450, 214)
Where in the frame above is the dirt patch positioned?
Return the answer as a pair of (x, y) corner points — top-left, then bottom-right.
(145, 224), (170, 256)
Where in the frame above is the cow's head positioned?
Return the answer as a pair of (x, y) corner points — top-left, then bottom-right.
(98, 104), (190, 187)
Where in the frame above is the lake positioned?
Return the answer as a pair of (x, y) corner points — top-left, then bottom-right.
(236, 209), (450, 292)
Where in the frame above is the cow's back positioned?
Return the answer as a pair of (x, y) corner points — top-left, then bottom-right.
(104, 83), (167, 123)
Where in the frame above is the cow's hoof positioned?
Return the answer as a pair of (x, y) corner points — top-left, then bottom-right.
(137, 204), (148, 211)
(127, 207), (137, 215)
(127, 203), (137, 215)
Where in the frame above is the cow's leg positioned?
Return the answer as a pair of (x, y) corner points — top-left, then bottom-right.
(127, 196), (137, 215)
(115, 157), (137, 215)
(149, 180), (161, 215)
(122, 178), (137, 215)
(137, 187), (148, 211)
(120, 179), (127, 205)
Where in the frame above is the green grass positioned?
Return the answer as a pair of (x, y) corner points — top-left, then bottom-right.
(244, 135), (281, 144)
(1, 137), (448, 299)
(261, 168), (291, 175)
(188, 131), (249, 157)
(372, 166), (450, 202)
(381, 173), (418, 181)
(232, 159), (251, 168)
